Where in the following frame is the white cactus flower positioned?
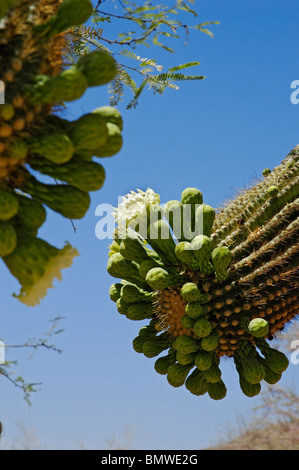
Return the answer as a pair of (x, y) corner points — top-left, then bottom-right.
(113, 188), (160, 228)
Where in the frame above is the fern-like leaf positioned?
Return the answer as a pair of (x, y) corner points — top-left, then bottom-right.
(155, 72), (205, 82)
(126, 78), (150, 109)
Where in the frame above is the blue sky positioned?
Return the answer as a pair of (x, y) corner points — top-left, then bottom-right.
(0, 0), (299, 449)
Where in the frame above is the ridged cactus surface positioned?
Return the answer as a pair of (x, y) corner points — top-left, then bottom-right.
(0, 0), (123, 305)
(107, 148), (299, 399)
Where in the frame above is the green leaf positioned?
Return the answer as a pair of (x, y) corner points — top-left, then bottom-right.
(155, 72), (205, 82)
(169, 61), (200, 72)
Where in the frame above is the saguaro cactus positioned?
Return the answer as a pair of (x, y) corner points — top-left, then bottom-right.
(107, 147), (299, 399)
(0, 0), (123, 305)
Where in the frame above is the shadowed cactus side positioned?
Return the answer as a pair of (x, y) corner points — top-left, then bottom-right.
(107, 147), (299, 399)
(0, 0), (123, 305)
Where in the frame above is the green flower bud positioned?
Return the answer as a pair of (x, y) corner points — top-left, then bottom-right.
(201, 330), (220, 352)
(193, 318), (213, 338)
(76, 51), (117, 87)
(267, 185), (279, 198)
(180, 315), (196, 329)
(194, 351), (213, 371)
(211, 246), (232, 281)
(180, 282), (201, 302)
(0, 222), (17, 257)
(0, 190), (19, 221)
(185, 301), (208, 319)
(248, 318), (269, 338)
(172, 335), (201, 354)
(92, 106), (123, 131)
